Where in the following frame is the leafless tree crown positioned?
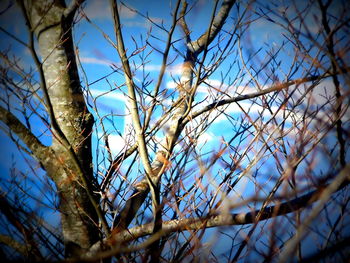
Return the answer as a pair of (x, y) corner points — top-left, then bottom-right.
(0, 0), (349, 262)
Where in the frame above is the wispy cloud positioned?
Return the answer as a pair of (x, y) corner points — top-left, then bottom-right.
(139, 63), (182, 75)
(80, 56), (118, 67)
(89, 88), (127, 102)
(166, 78), (252, 95)
(196, 131), (214, 147)
(80, 56), (182, 76)
(98, 133), (135, 156)
(83, 1), (136, 20)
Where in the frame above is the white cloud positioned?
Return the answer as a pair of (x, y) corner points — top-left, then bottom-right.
(142, 64), (161, 72)
(123, 21), (151, 28)
(209, 100), (306, 125)
(166, 78), (254, 96)
(83, 1), (136, 20)
(105, 133), (126, 153)
(140, 63), (180, 74)
(147, 16), (163, 24)
(98, 132), (135, 156)
(167, 64), (183, 76)
(80, 56), (118, 67)
(196, 131), (214, 147)
(303, 79), (336, 106)
(96, 107), (135, 155)
(83, 1), (111, 20)
(89, 88), (127, 102)
(80, 56), (181, 78)
(118, 4), (138, 19)
(166, 81), (177, 89)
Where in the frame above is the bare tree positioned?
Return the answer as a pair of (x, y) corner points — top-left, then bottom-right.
(0, 0), (349, 262)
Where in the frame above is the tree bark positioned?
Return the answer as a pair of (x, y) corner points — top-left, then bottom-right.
(22, 0), (99, 257)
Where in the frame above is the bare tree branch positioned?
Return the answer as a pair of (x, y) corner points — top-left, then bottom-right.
(189, 73), (337, 122)
(144, 0), (182, 129)
(0, 193), (44, 261)
(188, 0), (236, 53)
(1, 0), (349, 261)
(0, 234), (28, 258)
(318, 0), (346, 168)
(0, 106), (50, 164)
(278, 163), (350, 262)
(109, 0), (160, 222)
(64, 0), (85, 19)
(84, 162), (350, 260)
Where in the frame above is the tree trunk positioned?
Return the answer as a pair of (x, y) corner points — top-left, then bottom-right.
(24, 0), (99, 257)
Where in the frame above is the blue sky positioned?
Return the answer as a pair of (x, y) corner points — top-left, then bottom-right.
(0, 0), (348, 195)
(1, 0), (348, 208)
(0, 0), (349, 260)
